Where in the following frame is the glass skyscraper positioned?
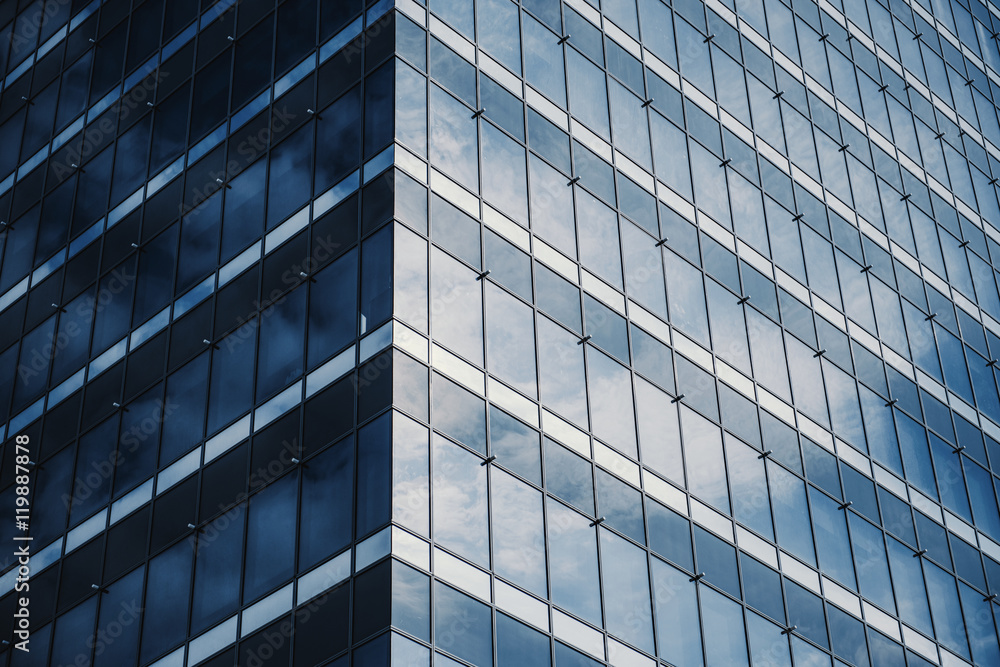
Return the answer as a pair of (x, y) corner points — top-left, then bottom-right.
(6, 0), (1000, 664)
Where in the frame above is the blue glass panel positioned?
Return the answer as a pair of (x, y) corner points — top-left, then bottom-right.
(547, 498), (602, 625)
(747, 611), (791, 667)
(847, 513), (895, 613)
(545, 437), (595, 514)
(809, 487), (856, 589)
(747, 308), (790, 401)
(823, 361), (866, 450)
(430, 38), (476, 106)
(930, 432), (973, 522)
(741, 554), (785, 623)
(489, 406), (542, 484)
(523, 14), (567, 106)
(357, 413), (391, 537)
(393, 562), (430, 642)
(784, 581), (828, 649)
(701, 586), (749, 665)
(858, 386), (903, 475)
(959, 581), (1000, 664)
(652, 556), (704, 665)
(638, 0), (677, 66)
(768, 462), (816, 565)
(727, 437), (774, 539)
(537, 315), (589, 427)
(694, 526), (740, 598)
(636, 378), (684, 484)
(706, 279), (751, 374)
(622, 221), (668, 319)
(396, 62), (427, 156)
(300, 436), (354, 568)
(648, 501), (692, 571)
(925, 562), (972, 659)
(492, 468), (547, 596)
(587, 349), (637, 457)
(665, 251), (710, 344)
(497, 613), (551, 666)
(308, 248), (358, 366)
(567, 49), (610, 139)
(430, 85), (479, 192)
(529, 153), (577, 255)
(433, 373), (487, 453)
(596, 469), (644, 544)
(609, 79), (651, 168)
(486, 284), (537, 397)
(191, 508), (245, 633)
(433, 434), (489, 565)
(429, 0), (473, 37)
(434, 583), (493, 665)
(139, 542), (194, 663)
(430, 247), (484, 365)
(243, 473), (296, 601)
(681, 406), (729, 513)
(207, 328), (254, 436)
(600, 530), (654, 652)
(650, 112), (693, 198)
(481, 123), (529, 224)
(478, 0), (521, 74)
(50, 597), (99, 667)
(481, 75), (525, 141)
(266, 124), (314, 228)
(256, 285), (306, 399)
(576, 189), (623, 288)
(93, 567), (144, 667)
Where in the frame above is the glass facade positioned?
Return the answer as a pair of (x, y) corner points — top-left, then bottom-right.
(6, 0), (1000, 664)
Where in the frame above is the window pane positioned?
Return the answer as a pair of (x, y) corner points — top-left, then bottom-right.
(486, 283), (538, 397)
(537, 315), (588, 427)
(587, 349), (637, 457)
(481, 124), (528, 226)
(529, 154), (577, 255)
(567, 49), (610, 139)
(430, 85), (479, 192)
(244, 474), (296, 602)
(547, 498), (602, 625)
(434, 583), (493, 665)
(497, 613), (551, 666)
(431, 246), (484, 363)
(492, 468), (547, 596)
(768, 462), (816, 565)
(433, 434), (489, 566)
(653, 556), (704, 665)
(600, 530), (654, 652)
(577, 189), (623, 288)
(300, 436), (354, 568)
(681, 406), (729, 513)
(701, 586), (749, 666)
(192, 509), (245, 633)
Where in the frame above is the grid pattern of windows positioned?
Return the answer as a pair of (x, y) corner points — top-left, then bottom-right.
(6, 0), (1000, 664)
